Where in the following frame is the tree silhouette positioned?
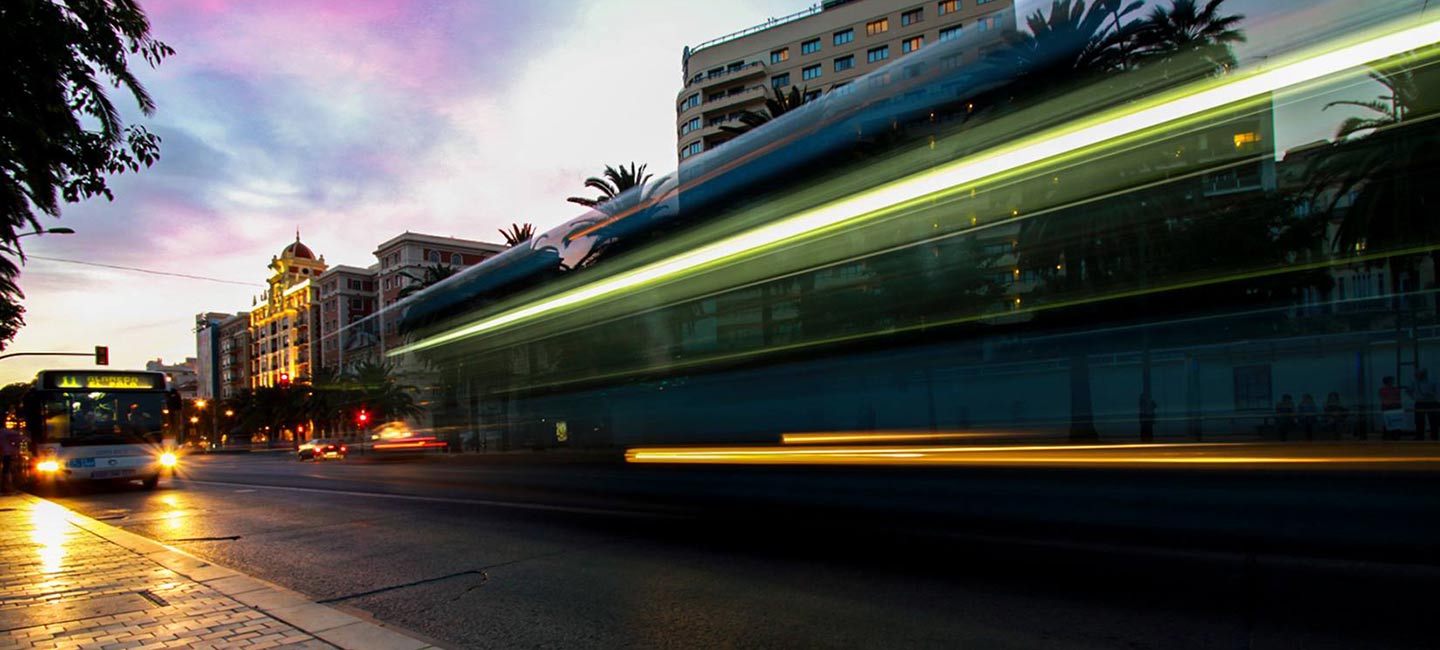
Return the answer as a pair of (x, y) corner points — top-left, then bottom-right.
(0, 0), (173, 350)
(1135, 0), (1245, 77)
(566, 163), (652, 209)
(397, 263), (459, 299)
(720, 85), (815, 137)
(499, 223), (535, 247)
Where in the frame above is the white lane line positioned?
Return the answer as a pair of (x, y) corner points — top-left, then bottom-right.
(179, 478), (680, 519)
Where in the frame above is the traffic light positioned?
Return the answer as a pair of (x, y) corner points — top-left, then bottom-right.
(356, 410), (369, 426)
(94, 345), (108, 366)
(278, 372), (290, 386)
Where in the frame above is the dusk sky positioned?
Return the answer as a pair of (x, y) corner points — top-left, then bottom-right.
(3, 0), (1414, 384)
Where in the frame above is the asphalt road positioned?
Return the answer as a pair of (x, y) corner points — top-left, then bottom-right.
(42, 451), (1440, 649)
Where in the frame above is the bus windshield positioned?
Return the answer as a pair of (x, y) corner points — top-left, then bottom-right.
(39, 391), (169, 446)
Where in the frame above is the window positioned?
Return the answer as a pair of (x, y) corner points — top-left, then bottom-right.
(428, 250), (441, 263)
(801, 38), (821, 55)
(681, 117), (701, 135)
(682, 93), (700, 110)
(771, 73), (790, 88)
(804, 89), (822, 101)
(708, 91), (725, 102)
(940, 53), (964, 70)
(866, 18), (889, 36)
(903, 36), (923, 53)
(834, 28), (853, 45)
(938, 0), (958, 15)
(901, 8), (923, 26)
(867, 45), (889, 63)
(770, 48), (789, 64)
(977, 0), (994, 3)
(834, 55), (855, 71)
(706, 67), (723, 79)
(707, 116), (725, 127)
(727, 61), (744, 72)
(451, 253), (462, 265)
(802, 64), (821, 81)
(1233, 365), (1273, 411)
(977, 14), (1000, 31)
(939, 25), (962, 42)
(681, 141), (703, 158)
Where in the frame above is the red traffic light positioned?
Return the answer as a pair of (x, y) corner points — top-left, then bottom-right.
(356, 411), (369, 424)
(278, 372), (290, 386)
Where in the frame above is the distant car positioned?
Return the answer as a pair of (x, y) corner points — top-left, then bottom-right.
(298, 438), (347, 461)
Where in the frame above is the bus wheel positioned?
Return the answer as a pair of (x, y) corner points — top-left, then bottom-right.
(142, 474), (159, 490)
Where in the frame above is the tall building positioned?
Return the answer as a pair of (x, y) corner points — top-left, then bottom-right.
(676, 0), (1015, 161)
(249, 234), (328, 387)
(217, 313), (250, 400)
(315, 264), (379, 374)
(193, 312), (231, 400)
(373, 232), (506, 353)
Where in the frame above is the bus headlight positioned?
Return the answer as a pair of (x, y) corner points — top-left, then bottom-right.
(37, 460), (60, 472)
(158, 452), (178, 468)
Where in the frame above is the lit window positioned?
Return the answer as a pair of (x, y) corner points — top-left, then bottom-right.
(867, 45), (889, 63)
(802, 64), (821, 81)
(771, 73), (790, 88)
(834, 55), (855, 71)
(938, 1), (958, 15)
(901, 8), (923, 26)
(1233, 132), (1261, 150)
(939, 25), (962, 42)
(801, 38), (821, 55)
(903, 36), (923, 53)
(866, 18), (889, 36)
(834, 28), (853, 45)
(771, 48), (789, 64)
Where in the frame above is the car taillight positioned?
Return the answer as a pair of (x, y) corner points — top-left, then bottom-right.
(340, 446), (348, 453)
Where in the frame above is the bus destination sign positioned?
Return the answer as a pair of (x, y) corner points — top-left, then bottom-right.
(41, 372), (164, 391)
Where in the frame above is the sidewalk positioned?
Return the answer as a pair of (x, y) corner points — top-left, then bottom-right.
(0, 493), (445, 650)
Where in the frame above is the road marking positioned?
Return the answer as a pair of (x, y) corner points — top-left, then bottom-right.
(179, 479), (680, 519)
(233, 489), (255, 493)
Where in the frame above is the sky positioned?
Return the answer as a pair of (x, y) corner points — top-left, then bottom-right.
(3, 0), (1424, 384)
(5, 0), (817, 383)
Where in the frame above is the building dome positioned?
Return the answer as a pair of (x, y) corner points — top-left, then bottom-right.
(282, 231), (315, 259)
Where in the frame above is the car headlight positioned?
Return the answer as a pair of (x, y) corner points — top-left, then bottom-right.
(158, 452), (178, 468)
(37, 460), (59, 472)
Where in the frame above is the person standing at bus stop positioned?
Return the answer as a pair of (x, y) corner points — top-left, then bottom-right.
(1, 426), (21, 495)
(1411, 369), (1439, 441)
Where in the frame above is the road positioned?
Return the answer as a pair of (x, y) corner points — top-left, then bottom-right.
(43, 450), (1440, 649)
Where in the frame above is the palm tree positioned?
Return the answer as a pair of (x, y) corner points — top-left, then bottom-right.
(1135, 0), (1245, 77)
(349, 360), (422, 424)
(499, 223), (535, 247)
(566, 163), (652, 209)
(397, 264), (459, 299)
(720, 85), (814, 137)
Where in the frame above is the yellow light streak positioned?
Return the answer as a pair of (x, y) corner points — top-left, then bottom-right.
(625, 444), (1440, 467)
(782, 431), (1019, 444)
(396, 17), (1440, 357)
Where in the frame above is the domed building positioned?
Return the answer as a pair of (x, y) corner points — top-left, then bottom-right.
(249, 232), (328, 389)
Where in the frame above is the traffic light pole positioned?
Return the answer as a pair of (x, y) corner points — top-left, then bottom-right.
(0, 346), (108, 364)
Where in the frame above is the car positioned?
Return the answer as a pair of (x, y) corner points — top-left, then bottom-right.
(298, 438), (347, 461)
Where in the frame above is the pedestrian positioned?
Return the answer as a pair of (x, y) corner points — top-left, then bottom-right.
(1275, 394), (1296, 442)
(1410, 369), (1440, 441)
(1323, 392), (1350, 438)
(1138, 392), (1157, 443)
(1, 427), (21, 495)
(1298, 393), (1318, 441)
(1380, 376), (1404, 440)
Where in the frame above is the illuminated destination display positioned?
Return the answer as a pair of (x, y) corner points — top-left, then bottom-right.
(40, 372), (165, 391)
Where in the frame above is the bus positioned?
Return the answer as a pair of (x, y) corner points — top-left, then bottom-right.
(16, 370), (181, 490)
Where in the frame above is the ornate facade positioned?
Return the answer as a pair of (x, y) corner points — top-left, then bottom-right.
(249, 234), (327, 387)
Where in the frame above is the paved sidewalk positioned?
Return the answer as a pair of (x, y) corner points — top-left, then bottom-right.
(0, 493), (444, 650)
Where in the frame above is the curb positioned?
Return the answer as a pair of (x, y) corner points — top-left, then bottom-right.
(13, 492), (455, 650)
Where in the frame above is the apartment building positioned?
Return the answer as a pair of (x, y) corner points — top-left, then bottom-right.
(676, 0), (1015, 161)
(248, 235), (328, 387)
(373, 232), (506, 352)
(314, 264), (379, 374)
(217, 313), (250, 400)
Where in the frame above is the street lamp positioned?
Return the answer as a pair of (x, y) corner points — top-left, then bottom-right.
(15, 227), (75, 239)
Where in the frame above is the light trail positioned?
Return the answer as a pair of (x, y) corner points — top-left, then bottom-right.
(625, 443), (1440, 467)
(782, 431), (1026, 444)
(395, 16), (1440, 357)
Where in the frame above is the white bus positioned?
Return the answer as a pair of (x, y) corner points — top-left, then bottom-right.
(17, 370), (180, 490)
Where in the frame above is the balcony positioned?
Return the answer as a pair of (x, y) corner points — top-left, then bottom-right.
(686, 62), (767, 91)
(701, 85), (768, 115)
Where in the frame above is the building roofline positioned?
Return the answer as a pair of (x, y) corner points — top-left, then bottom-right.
(317, 264), (374, 278)
(685, 3), (825, 61)
(372, 231), (507, 256)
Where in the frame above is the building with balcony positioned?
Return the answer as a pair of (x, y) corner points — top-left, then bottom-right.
(676, 0), (1015, 161)
(315, 264), (379, 374)
(217, 313), (250, 400)
(373, 232), (506, 354)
